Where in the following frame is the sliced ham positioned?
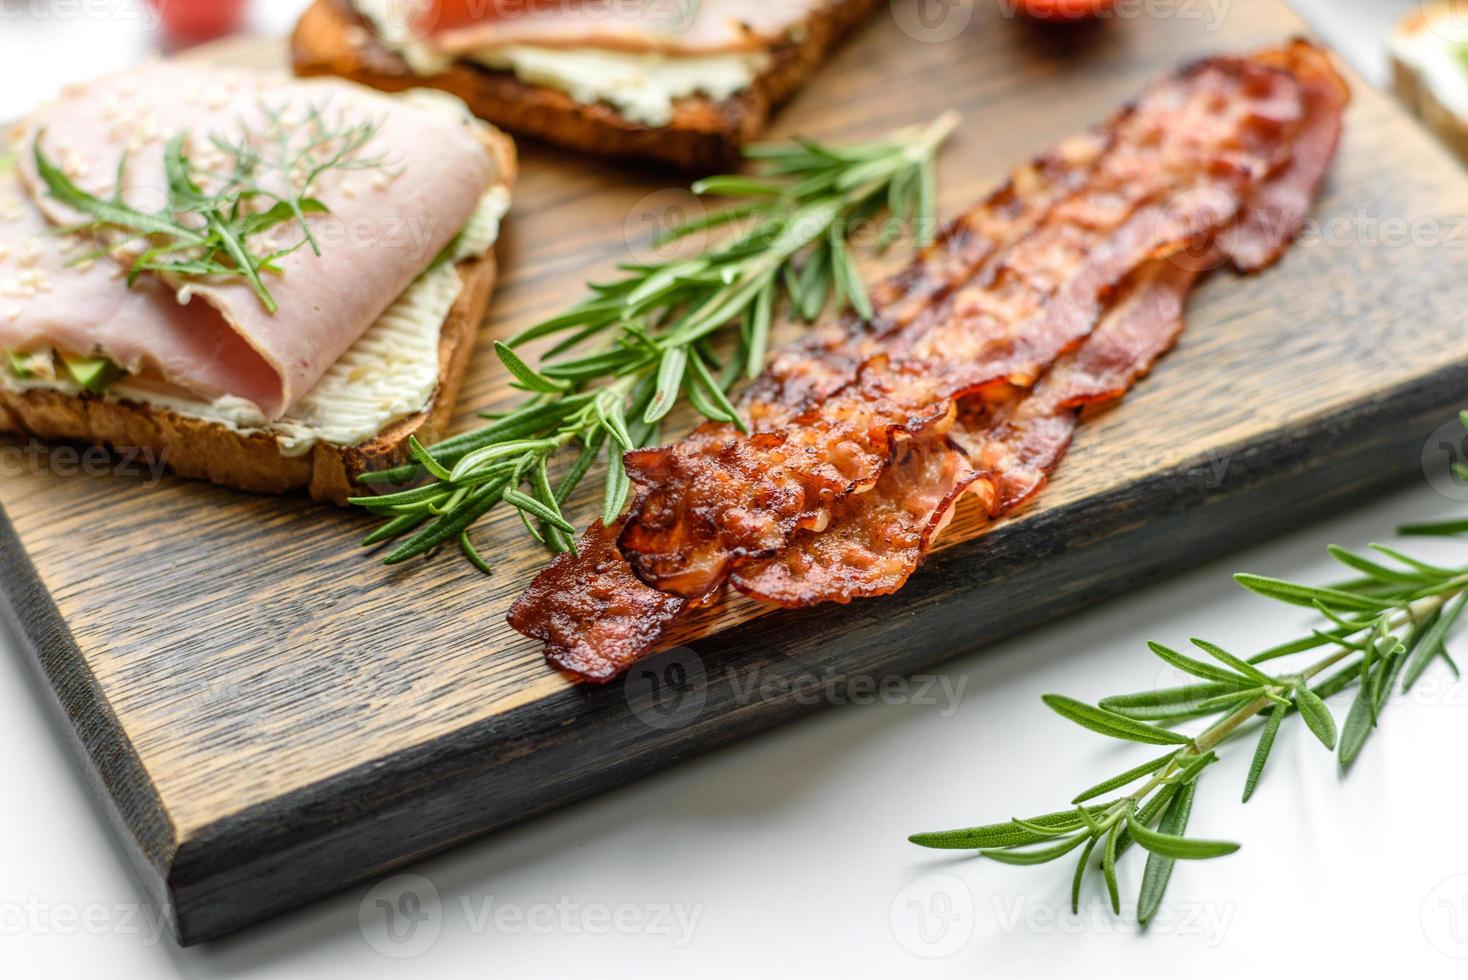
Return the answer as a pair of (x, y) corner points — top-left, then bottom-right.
(0, 180), (282, 413)
(411, 0), (825, 56)
(8, 62), (496, 419)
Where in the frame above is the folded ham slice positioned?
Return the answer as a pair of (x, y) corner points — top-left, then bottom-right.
(5, 62), (495, 420)
(0, 179), (283, 413)
(412, 0), (825, 56)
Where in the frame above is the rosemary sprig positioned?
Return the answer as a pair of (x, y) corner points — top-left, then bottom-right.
(910, 410), (1468, 924)
(32, 102), (391, 313)
(354, 113), (959, 569)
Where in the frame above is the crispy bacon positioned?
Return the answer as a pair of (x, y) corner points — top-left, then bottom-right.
(509, 42), (1348, 684)
(618, 56), (1306, 600)
(512, 121), (1111, 680)
(508, 520), (689, 683)
(744, 130), (1108, 426)
(1221, 42), (1348, 271)
(731, 258), (1200, 605)
(729, 42), (1347, 610)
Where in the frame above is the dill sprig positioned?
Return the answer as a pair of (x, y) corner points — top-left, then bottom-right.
(32, 101), (391, 314)
(353, 112), (959, 571)
(910, 410), (1468, 926)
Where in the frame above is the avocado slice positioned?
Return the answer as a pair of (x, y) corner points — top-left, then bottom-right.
(7, 351), (37, 380)
(60, 353), (122, 394)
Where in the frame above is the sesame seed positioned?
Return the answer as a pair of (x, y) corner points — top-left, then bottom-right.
(17, 238), (43, 268)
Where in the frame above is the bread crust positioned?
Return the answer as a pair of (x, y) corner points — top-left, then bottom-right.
(291, 0), (883, 171)
(0, 127), (518, 507)
(1391, 3), (1468, 165)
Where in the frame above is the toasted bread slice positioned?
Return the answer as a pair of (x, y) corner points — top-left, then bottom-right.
(291, 0), (883, 171)
(0, 127), (517, 506)
(1391, 2), (1468, 164)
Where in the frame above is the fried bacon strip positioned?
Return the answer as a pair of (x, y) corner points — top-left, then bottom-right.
(730, 42), (1349, 607)
(507, 520), (688, 683)
(1223, 42), (1348, 271)
(510, 42), (1347, 683)
(730, 258), (1201, 605)
(745, 129), (1108, 427)
(616, 55), (1306, 601)
(510, 120), (1112, 680)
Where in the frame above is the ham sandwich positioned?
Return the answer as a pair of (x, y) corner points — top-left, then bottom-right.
(292, 0), (883, 170)
(0, 62), (516, 502)
(508, 41), (1349, 683)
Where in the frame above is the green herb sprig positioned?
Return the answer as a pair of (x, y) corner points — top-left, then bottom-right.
(32, 103), (391, 314)
(910, 412), (1468, 925)
(353, 113), (959, 571)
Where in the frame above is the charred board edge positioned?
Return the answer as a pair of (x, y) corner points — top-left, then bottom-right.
(0, 505), (178, 932)
(130, 361), (1467, 944)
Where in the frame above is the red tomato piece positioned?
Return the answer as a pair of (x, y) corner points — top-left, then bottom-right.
(149, 0), (248, 44)
(1011, 0), (1116, 21)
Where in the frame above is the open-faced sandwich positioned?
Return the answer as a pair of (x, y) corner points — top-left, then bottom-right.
(292, 0), (882, 171)
(1391, 1), (1468, 164)
(0, 62), (516, 503)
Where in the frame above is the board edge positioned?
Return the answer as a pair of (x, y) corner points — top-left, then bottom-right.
(0, 498), (181, 937)
(157, 359), (1468, 944)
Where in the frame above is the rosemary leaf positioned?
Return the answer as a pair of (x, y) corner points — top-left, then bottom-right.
(602, 440), (631, 529)
(495, 341), (569, 394)
(1137, 780), (1196, 927)
(1042, 695), (1194, 746)
(1293, 680), (1338, 750)
(1125, 811), (1239, 861)
(1100, 682), (1249, 721)
(1071, 751), (1178, 804)
(1146, 641), (1251, 686)
(980, 833), (1088, 866)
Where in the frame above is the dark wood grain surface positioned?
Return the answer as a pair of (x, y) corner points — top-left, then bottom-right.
(3, 0), (1467, 944)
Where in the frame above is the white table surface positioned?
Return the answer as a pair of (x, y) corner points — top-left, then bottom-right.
(4, 1), (1466, 977)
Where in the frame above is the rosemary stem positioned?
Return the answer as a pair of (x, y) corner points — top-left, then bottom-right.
(908, 111), (961, 161)
(914, 418), (1468, 923)
(1112, 576), (1468, 825)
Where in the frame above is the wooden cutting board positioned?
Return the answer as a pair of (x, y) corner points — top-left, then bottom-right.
(4, 0), (1467, 945)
